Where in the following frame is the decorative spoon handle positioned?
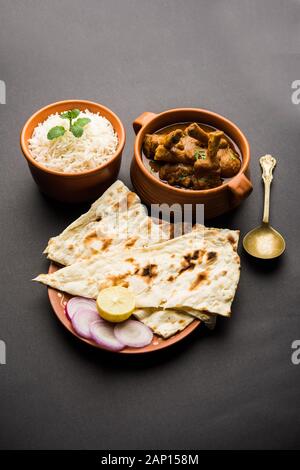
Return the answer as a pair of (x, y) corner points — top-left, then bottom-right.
(260, 154), (277, 224)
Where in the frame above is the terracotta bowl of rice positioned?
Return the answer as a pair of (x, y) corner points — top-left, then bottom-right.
(20, 100), (126, 203)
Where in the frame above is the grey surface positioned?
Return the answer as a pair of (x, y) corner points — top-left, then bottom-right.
(0, 0), (299, 450)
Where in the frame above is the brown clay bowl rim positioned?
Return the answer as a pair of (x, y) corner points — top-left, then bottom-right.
(134, 108), (250, 196)
(48, 262), (201, 354)
(20, 99), (126, 178)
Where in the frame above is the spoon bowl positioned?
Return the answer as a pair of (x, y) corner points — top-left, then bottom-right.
(243, 154), (286, 260)
(243, 223), (286, 259)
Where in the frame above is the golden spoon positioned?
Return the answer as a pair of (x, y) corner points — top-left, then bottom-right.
(243, 155), (285, 259)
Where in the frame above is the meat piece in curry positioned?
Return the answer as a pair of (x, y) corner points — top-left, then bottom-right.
(159, 164), (222, 190)
(143, 122), (241, 190)
(217, 147), (241, 178)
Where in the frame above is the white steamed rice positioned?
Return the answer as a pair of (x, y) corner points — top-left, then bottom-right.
(28, 109), (119, 173)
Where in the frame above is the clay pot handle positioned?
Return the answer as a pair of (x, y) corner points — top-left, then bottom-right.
(133, 112), (157, 134)
(228, 173), (253, 203)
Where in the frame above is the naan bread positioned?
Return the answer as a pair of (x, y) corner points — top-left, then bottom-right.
(44, 180), (170, 266)
(41, 181), (217, 336)
(35, 227), (240, 318)
(133, 308), (194, 338)
(133, 308), (216, 338)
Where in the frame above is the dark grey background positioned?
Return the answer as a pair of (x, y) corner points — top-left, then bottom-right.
(0, 0), (299, 450)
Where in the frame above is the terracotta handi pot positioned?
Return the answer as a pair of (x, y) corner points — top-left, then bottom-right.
(20, 100), (126, 203)
(130, 108), (252, 219)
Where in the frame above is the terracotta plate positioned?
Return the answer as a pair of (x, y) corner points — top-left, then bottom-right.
(48, 263), (201, 354)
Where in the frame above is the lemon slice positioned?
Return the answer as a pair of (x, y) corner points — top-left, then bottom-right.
(96, 286), (135, 323)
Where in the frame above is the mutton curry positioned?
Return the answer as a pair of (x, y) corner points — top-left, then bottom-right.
(143, 122), (241, 190)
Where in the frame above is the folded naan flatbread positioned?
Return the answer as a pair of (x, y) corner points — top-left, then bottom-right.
(133, 308), (194, 338)
(133, 308), (216, 338)
(35, 226), (240, 318)
(44, 180), (171, 266)
(41, 180), (220, 336)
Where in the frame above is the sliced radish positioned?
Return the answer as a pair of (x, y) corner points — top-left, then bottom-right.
(66, 297), (97, 320)
(71, 309), (101, 339)
(90, 321), (125, 351)
(114, 319), (153, 348)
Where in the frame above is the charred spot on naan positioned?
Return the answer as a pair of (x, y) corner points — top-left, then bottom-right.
(227, 234), (238, 251)
(178, 249), (204, 274)
(84, 230), (97, 244)
(178, 259), (194, 275)
(146, 218), (154, 238)
(138, 264), (158, 282)
(100, 272), (131, 289)
(189, 271), (209, 290)
(127, 191), (138, 208)
(125, 237), (138, 248)
(206, 251), (217, 263)
(84, 231), (112, 252)
(101, 238), (113, 251)
(112, 192), (137, 211)
(188, 249), (204, 262)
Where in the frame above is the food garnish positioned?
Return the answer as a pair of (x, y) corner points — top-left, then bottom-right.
(114, 319), (153, 348)
(66, 293), (151, 350)
(66, 296), (97, 320)
(194, 149), (206, 160)
(96, 286), (136, 323)
(71, 309), (102, 339)
(47, 109), (91, 140)
(90, 321), (125, 351)
(47, 126), (66, 141)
